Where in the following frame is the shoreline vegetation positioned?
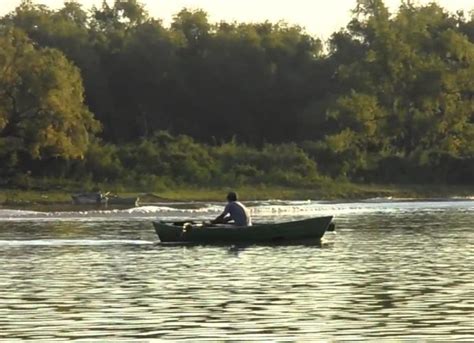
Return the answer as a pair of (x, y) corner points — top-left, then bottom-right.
(1, 1), (473, 201)
(1, 183), (474, 208)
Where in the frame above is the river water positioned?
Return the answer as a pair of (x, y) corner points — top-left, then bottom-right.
(0, 199), (473, 340)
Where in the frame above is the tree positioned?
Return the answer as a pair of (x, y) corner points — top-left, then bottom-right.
(0, 28), (100, 172)
(112, 19), (183, 139)
(327, 1), (474, 162)
(171, 8), (210, 51)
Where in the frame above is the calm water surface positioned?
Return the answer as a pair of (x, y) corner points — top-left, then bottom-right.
(0, 200), (473, 340)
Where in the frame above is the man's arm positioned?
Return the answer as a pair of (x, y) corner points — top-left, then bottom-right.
(212, 205), (231, 224)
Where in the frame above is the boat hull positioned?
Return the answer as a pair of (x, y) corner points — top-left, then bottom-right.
(153, 216), (333, 243)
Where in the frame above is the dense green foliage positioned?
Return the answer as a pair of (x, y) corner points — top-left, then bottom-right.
(323, 1), (474, 183)
(0, 0), (473, 190)
(0, 26), (99, 175)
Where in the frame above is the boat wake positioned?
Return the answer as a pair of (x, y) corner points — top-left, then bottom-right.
(0, 239), (155, 247)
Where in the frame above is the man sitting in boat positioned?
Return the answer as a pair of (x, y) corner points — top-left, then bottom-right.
(212, 192), (252, 226)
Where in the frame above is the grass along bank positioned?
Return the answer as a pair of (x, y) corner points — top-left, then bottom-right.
(1, 182), (474, 207)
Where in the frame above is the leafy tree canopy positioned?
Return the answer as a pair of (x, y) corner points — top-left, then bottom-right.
(0, 28), (100, 164)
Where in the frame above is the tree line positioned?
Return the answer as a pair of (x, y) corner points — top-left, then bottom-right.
(0, 0), (473, 190)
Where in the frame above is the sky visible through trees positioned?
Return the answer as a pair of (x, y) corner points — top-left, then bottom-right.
(1, 0), (473, 38)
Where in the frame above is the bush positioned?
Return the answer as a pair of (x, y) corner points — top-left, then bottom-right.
(84, 143), (124, 182)
(212, 141), (319, 186)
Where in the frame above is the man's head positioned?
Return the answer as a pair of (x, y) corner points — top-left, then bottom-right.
(226, 191), (237, 202)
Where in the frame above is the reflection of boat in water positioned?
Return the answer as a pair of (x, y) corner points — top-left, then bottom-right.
(71, 192), (107, 205)
(153, 216), (334, 244)
(71, 192), (139, 206)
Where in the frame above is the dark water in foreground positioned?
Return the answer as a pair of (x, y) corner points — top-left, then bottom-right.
(0, 200), (473, 340)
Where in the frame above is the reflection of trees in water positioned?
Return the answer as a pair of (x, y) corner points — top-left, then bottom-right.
(0, 206), (473, 339)
(331, 211), (473, 332)
(1, 222), (90, 240)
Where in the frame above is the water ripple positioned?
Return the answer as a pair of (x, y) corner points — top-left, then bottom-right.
(0, 201), (473, 340)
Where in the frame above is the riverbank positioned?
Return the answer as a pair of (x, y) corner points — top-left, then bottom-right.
(1, 182), (473, 207)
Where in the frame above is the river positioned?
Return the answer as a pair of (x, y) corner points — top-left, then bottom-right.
(0, 199), (473, 340)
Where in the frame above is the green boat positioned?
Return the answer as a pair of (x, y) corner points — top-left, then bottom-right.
(153, 216), (334, 244)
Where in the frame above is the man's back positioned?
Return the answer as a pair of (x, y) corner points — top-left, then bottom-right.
(224, 201), (252, 226)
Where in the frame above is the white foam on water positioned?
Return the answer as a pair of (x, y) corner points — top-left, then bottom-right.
(0, 204), (222, 222)
(125, 204), (223, 214)
(450, 196), (474, 200)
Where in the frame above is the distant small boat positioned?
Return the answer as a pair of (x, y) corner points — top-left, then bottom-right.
(71, 193), (139, 206)
(71, 192), (107, 205)
(153, 216), (334, 244)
